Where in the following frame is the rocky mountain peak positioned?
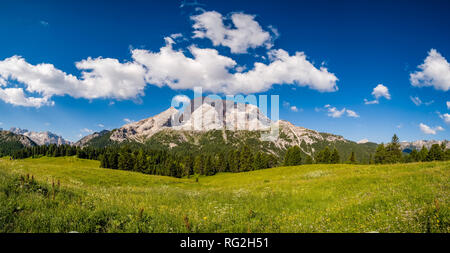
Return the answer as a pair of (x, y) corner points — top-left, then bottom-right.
(9, 127), (71, 146)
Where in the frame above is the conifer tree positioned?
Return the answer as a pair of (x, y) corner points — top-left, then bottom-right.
(284, 146), (302, 166)
(349, 151), (356, 164)
(330, 148), (340, 164)
(427, 144), (443, 161)
(418, 146), (429, 161)
(374, 144), (387, 164)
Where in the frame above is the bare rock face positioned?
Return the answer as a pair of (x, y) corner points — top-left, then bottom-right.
(9, 127), (71, 146)
(110, 107), (180, 142)
(75, 130), (110, 147)
(0, 130), (36, 147)
(106, 98), (346, 150)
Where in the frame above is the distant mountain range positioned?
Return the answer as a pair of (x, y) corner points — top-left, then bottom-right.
(400, 140), (449, 151)
(9, 127), (71, 146)
(1, 98), (448, 161)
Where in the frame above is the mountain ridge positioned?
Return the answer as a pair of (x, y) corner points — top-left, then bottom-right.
(9, 127), (71, 146)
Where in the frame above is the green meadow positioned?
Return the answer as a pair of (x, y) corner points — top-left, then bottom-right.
(0, 156), (448, 233)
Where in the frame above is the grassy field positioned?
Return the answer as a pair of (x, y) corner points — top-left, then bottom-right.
(0, 156), (449, 233)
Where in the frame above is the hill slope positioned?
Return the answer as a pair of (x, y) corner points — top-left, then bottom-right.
(0, 130), (36, 156)
(0, 156), (448, 232)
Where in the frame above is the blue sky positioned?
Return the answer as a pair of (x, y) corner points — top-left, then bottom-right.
(0, 0), (449, 142)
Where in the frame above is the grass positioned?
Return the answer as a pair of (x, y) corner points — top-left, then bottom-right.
(0, 156), (449, 233)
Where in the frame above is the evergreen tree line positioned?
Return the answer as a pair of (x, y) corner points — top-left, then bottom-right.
(98, 145), (278, 178)
(374, 134), (450, 164)
(283, 145), (356, 165)
(11, 144), (81, 159)
(10, 144), (278, 178)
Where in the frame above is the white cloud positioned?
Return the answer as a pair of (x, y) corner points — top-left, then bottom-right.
(410, 95), (433, 106)
(0, 55), (146, 107)
(438, 112), (450, 124)
(0, 87), (54, 107)
(410, 96), (422, 106)
(447, 101), (450, 109)
(324, 105), (359, 118)
(0, 10), (338, 107)
(282, 101), (300, 112)
(325, 105), (346, 118)
(132, 40), (338, 94)
(364, 84), (390, 104)
(40, 21), (49, 26)
(364, 99), (379, 105)
(80, 128), (93, 133)
(191, 11), (272, 54)
(170, 33), (183, 39)
(372, 84), (391, 100)
(346, 109), (360, 118)
(97, 124), (105, 128)
(123, 118), (134, 124)
(419, 123), (444, 135)
(410, 49), (450, 91)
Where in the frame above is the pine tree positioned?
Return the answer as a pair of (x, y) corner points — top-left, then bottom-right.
(418, 146), (429, 161)
(374, 144), (387, 164)
(108, 152), (119, 169)
(427, 144), (443, 161)
(409, 149), (420, 162)
(284, 146), (302, 166)
(349, 151), (356, 164)
(118, 148), (133, 170)
(134, 150), (146, 173)
(386, 134), (402, 163)
(253, 152), (266, 170)
(239, 145), (253, 171)
(330, 148), (340, 164)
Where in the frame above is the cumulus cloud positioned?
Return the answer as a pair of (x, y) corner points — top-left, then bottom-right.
(419, 123), (444, 135)
(324, 104), (359, 118)
(0, 55), (146, 107)
(0, 87), (54, 107)
(0, 10), (338, 107)
(372, 84), (391, 100)
(97, 124), (105, 128)
(447, 101), (450, 109)
(364, 84), (390, 104)
(132, 39), (338, 94)
(410, 49), (450, 91)
(290, 106), (299, 112)
(191, 11), (273, 53)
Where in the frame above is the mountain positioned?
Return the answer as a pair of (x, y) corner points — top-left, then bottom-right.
(0, 130), (36, 156)
(9, 127), (71, 146)
(76, 98), (378, 162)
(400, 140), (449, 151)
